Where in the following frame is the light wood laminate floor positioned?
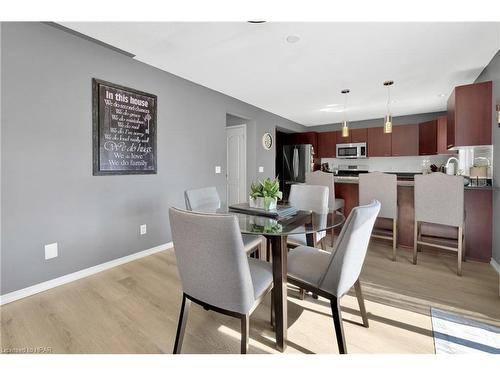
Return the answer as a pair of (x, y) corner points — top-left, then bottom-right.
(1, 239), (499, 354)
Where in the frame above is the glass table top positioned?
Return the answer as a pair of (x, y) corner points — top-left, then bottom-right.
(190, 204), (345, 236)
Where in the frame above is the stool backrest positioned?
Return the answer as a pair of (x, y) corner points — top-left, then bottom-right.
(359, 172), (397, 219)
(414, 173), (464, 227)
(305, 171), (335, 210)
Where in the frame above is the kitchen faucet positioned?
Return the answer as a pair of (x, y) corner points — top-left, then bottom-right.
(445, 156), (460, 175)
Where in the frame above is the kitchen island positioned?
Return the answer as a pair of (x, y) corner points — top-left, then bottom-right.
(334, 176), (494, 262)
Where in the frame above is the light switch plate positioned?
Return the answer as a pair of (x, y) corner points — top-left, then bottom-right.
(140, 224), (147, 235)
(215, 166), (222, 174)
(258, 166), (264, 173)
(45, 243), (58, 260)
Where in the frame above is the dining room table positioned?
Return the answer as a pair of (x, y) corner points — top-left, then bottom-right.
(193, 203), (345, 352)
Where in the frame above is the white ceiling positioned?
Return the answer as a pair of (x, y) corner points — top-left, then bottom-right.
(61, 22), (500, 126)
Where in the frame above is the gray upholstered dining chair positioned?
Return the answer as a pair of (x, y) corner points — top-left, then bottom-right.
(287, 200), (381, 354)
(287, 184), (329, 250)
(359, 172), (398, 261)
(306, 171), (345, 247)
(184, 187), (264, 258)
(414, 173), (465, 276)
(169, 208), (273, 354)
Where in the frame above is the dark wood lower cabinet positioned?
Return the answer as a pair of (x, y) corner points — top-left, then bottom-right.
(334, 182), (492, 262)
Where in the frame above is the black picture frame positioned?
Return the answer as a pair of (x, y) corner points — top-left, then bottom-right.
(92, 78), (157, 175)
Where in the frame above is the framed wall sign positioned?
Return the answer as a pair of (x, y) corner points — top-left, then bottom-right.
(92, 78), (157, 175)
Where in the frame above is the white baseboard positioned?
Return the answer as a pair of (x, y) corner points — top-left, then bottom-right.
(0, 242), (173, 306)
(491, 258), (500, 275)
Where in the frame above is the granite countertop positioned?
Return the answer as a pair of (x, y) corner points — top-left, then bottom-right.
(333, 176), (497, 190)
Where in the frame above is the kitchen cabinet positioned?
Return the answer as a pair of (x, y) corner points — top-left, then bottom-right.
(419, 120), (437, 156)
(367, 126), (392, 157)
(317, 131), (336, 158)
(350, 128), (368, 143)
(447, 81), (492, 148)
(336, 130), (351, 144)
(436, 115), (456, 155)
(391, 124), (419, 156)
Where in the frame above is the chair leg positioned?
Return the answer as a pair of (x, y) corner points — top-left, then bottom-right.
(330, 297), (347, 354)
(413, 220), (418, 265)
(392, 219), (397, 262)
(462, 223), (466, 262)
(457, 226), (463, 277)
(173, 294), (191, 354)
(354, 279), (369, 328)
(270, 289), (275, 329)
(266, 239), (271, 262)
(241, 314), (249, 354)
(331, 227), (335, 247)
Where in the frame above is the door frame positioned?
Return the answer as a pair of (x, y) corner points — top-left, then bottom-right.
(225, 124), (247, 205)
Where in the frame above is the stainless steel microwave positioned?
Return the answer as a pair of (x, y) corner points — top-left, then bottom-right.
(336, 142), (367, 159)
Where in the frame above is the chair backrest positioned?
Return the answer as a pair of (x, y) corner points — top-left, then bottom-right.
(359, 172), (397, 219)
(169, 207), (255, 314)
(184, 186), (221, 211)
(288, 184), (329, 213)
(319, 200), (381, 297)
(414, 173), (464, 227)
(306, 171), (335, 210)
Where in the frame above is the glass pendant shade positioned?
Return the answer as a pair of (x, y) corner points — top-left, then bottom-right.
(341, 121), (349, 137)
(384, 114), (393, 134)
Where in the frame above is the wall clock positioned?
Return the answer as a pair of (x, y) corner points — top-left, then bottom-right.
(262, 132), (273, 150)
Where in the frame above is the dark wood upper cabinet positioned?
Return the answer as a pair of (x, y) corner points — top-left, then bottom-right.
(437, 115), (456, 155)
(336, 130), (351, 144)
(350, 128), (368, 143)
(447, 81), (492, 148)
(391, 124), (419, 156)
(288, 132), (318, 150)
(367, 127), (392, 157)
(419, 120), (437, 156)
(317, 131), (337, 158)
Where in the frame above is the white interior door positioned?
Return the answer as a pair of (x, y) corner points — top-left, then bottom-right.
(226, 125), (247, 205)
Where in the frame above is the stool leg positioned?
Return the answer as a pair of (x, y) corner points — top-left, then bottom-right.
(392, 218), (397, 262)
(413, 220), (418, 265)
(457, 226), (463, 276)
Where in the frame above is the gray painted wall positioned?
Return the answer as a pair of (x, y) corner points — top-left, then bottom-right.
(307, 111), (446, 133)
(475, 49), (500, 265)
(0, 22), (305, 294)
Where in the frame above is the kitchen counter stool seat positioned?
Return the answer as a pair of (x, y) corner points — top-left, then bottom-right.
(414, 173), (465, 276)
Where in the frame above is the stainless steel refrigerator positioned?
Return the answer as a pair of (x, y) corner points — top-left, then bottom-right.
(281, 144), (314, 200)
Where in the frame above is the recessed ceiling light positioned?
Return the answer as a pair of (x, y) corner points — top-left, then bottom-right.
(438, 93), (446, 98)
(320, 107), (344, 113)
(286, 35), (300, 44)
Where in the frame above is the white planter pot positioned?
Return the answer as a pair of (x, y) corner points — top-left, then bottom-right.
(249, 196), (277, 211)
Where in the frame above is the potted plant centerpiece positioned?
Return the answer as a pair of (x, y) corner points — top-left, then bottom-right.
(249, 177), (282, 211)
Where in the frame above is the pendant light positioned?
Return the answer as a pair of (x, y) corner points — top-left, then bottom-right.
(383, 80), (394, 134)
(341, 89), (350, 137)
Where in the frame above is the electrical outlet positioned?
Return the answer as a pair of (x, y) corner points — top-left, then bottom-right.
(45, 243), (58, 260)
(215, 166), (221, 174)
(258, 166), (264, 173)
(140, 224), (147, 235)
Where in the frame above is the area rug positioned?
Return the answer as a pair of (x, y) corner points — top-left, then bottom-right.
(431, 307), (500, 354)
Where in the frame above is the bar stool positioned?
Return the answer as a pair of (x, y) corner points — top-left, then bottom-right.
(359, 172), (398, 261)
(305, 171), (345, 246)
(414, 173), (465, 276)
